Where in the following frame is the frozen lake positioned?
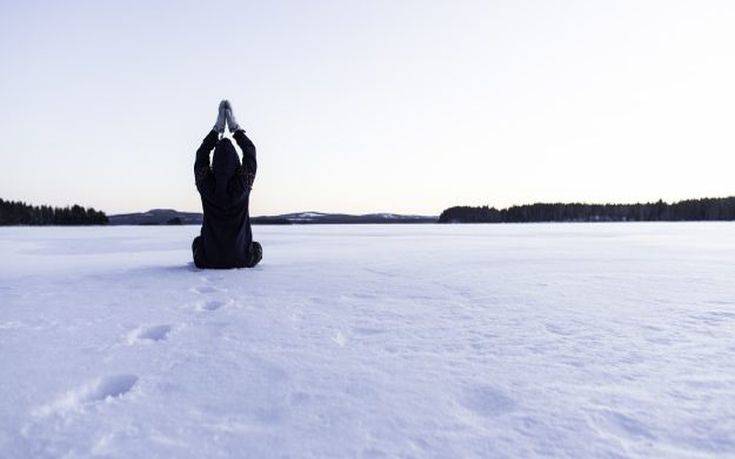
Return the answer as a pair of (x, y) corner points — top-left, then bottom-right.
(2, 223), (735, 457)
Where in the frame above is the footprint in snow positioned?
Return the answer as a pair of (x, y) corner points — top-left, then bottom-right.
(128, 325), (172, 344)
(35, 374), (138, 417)
(85, 374), (138, 402)
(461, 385), (517, 417)
(198, 299), (226, 311)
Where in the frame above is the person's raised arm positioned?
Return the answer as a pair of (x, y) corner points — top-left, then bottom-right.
(233, 131), (256, 178)
(225, 101), (257, 185)
(194, 101), (227, 190)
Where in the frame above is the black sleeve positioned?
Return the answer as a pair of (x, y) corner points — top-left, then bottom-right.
(194, 129), (219, 192)
(233, 129), (257, 190)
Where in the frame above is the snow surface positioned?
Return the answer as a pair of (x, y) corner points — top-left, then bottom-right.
(1, 223), (735, 457)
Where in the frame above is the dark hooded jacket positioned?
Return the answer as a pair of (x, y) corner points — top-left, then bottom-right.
(193, 129), (257, 268)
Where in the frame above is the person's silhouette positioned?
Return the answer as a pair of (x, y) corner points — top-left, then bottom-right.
(191, 100), (262, 269)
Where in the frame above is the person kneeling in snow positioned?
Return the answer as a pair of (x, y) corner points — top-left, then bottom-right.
(191, 100), (262, 269)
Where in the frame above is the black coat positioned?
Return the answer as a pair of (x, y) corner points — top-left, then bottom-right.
(193, 129), (257, 268)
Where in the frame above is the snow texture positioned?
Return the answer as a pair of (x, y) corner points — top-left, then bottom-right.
(1, 223), (735, 457)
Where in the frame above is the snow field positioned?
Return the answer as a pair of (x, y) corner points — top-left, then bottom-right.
(1, 223), (735, 457)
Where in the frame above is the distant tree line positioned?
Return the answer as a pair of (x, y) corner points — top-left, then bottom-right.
(0, 198), (108, 225)
(439, 197), (735, 223)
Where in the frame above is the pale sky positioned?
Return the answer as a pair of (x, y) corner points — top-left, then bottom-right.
(1, 0), (734, 216)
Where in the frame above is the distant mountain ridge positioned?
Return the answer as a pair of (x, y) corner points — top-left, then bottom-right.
(108, 209), (437, 225)
(108, 209), (203, 225)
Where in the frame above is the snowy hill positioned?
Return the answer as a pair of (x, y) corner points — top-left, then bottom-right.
(271, 212), (436, 224)
(109, 210), (437, 225)
(2, 223), (735, 456)
(108, 209), (203, 225)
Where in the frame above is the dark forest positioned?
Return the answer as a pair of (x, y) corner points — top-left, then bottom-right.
(0, 199), (108, 225)
(439, 197), (735, 223)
